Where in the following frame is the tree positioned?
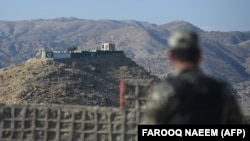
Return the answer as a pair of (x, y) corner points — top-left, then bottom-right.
(67, 45), (77, 52)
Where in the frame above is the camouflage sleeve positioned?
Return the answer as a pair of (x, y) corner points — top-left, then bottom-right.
(221, 82), (244, 124)
(141, 81), (179, 125)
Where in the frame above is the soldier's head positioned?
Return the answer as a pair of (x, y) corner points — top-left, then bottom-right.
(167, 29), (201, 70)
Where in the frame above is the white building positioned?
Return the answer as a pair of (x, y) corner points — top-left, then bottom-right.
(101, 43), (115, 51)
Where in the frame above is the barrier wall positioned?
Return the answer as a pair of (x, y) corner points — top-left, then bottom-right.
(42, 50), (124, 59)
(53, 53), (71, 59)
(0, 105), (140, 141)
(119, 79), (153, 111)
(0, 79), (153, 141)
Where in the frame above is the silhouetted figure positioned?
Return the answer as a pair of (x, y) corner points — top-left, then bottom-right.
(142, 29), (244, 124)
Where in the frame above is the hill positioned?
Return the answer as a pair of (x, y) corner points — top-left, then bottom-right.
(0, 52), (154, 106)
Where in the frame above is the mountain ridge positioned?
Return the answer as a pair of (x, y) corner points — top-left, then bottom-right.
(0, 18), (250, 83)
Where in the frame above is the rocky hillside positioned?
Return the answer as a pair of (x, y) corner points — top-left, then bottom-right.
(0, 18), (250, 83)
(0, 52), (154, 106)
(234, 80), (250, 116)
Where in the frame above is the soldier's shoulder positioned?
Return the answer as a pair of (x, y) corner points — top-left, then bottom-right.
(206, 76), (233, 89)
(202, 75), (235, 96)
(147, 78), (175, 96)
(148, 77), (170, 87)
(197, 73), (230, 87)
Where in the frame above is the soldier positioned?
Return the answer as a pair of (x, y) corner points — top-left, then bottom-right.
(142, 29), (244, 124)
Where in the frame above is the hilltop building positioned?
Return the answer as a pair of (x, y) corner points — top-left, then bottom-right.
(40, 43), (123, 59)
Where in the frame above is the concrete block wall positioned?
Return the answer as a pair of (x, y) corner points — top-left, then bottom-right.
(0, 79), (153, 141)
(119, 79), (154, 121)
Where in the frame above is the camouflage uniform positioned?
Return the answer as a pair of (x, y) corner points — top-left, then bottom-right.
(142, 29), (244, 124)
(142, 68), (243, 124)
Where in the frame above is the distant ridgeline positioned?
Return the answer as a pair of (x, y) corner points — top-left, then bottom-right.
(39, 43), (124, 59)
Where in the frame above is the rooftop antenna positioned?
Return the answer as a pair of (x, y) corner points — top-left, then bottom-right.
(110, 35), (118, 50)
(110, 35), (114, 43)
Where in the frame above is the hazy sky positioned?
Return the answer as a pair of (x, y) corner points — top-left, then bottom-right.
(1, 0), (250, 31)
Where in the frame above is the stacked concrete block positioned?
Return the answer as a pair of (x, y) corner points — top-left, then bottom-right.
(0, 79), (153, 141)
(120, 79), (154, 117)
(0, 106), (142, 141)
